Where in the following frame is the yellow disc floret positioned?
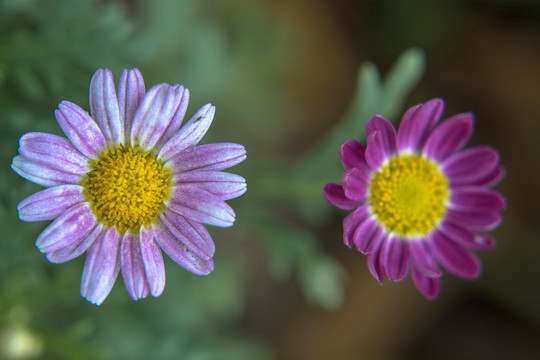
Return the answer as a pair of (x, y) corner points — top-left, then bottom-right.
(82, 145), (172, 234)
(368, 153), (449, 237)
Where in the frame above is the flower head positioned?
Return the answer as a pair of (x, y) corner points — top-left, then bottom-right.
(323, 98), (505, 299)
(11, 68), (247, 305)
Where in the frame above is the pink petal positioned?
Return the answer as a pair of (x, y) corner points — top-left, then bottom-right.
(130, 84), (184, 150)
(80, 226), (121, 305)
(174, 171), (246, 201)
(11, 155), (82, 187)
(47, 223), (104, 263)
(154, 222), (214, 276)
(55, 101), (106, 158)
(17, 185), (85, 222)
(158, 103), (215, 161)
(121, 232), (150, 300)
(154, 88), (191, 150)
(166, 143), (246, 173)
(35, 203), (97, 253)
(167, 185), (236, 227)
(89, 69), (122, 144)
(17, 132), (88, 174)
(118, 68), (145, 137)
(158, 210), (215, 260)
(139, 226), (166, 297)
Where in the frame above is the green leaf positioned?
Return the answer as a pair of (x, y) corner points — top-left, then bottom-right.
(381, 47), (426, 119)
(297, 257), (346, 310)
(259, 218), (345, 309)
(296, 47), (426, 181)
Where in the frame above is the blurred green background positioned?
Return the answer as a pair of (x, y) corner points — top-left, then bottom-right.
(1, 0), (539, 359)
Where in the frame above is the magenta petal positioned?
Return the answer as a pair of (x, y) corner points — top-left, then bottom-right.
(158, 210), (215, 260)
(80, 227), (121, 305)
(118, 68), (145, 136)
(121, 232), (150, 300)
(131, 84), (184, 150)
(396, 98), (444, 152)
(432, 231), (481, 279)
(423, 112), (474, 162)
(168, 185), (235, 227)
(11, 155), (82, 187)
(343, 205), (370, 248)
(89, 69), (122, 144)
(442, 146), (499, 185)
(139, 226), (166, 297)
(18, 132), (88, 175)
(18, 185), (85, 222)
(35, 203), (97, 253)
(174, 171), (246, 201)
(367, 237), (385, 284)
(364, 115), (397, 170)
(322, 183), (362, 211)
(342, 212), (356, 248)
(450, 187), (506, 212)
(438, 221), (496, 250)
(154, 224), (214, 276)
(380, 237), (410, 281)
(445, 208), (502, 231)
(365, 132), (390, 170)
(412, 268), (440, 300)
(352, 218), (380, 254)
(365, 115), (397, 153)
(167, 143), (246, 173)
(408, 238), (442, 278)
(470, 166), (505, 187)
(339, 139), (370, 172)
(47, 223), (104, 263)
(55, 101), (106, 158)
(468, 232), (495, 249)
(342, 168), (369, 201)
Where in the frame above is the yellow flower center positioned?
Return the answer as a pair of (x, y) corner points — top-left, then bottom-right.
(368, 153), (449, 237)
(82, 145), (172, 234)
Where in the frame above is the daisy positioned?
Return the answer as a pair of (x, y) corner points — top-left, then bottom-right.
(11, 68), (247, 305)
(323, 98), (505, 299)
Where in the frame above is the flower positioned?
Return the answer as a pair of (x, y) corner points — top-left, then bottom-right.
(322, 98), (505, 299)
(11, 68), (247, 305)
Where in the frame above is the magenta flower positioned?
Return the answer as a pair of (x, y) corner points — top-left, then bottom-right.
(323, 98), (505, 299)
(11, 68), (246, 305)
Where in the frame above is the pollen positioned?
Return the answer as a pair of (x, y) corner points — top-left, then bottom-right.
(368, 153), (449, 237)
(82, 145), (172, 234)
